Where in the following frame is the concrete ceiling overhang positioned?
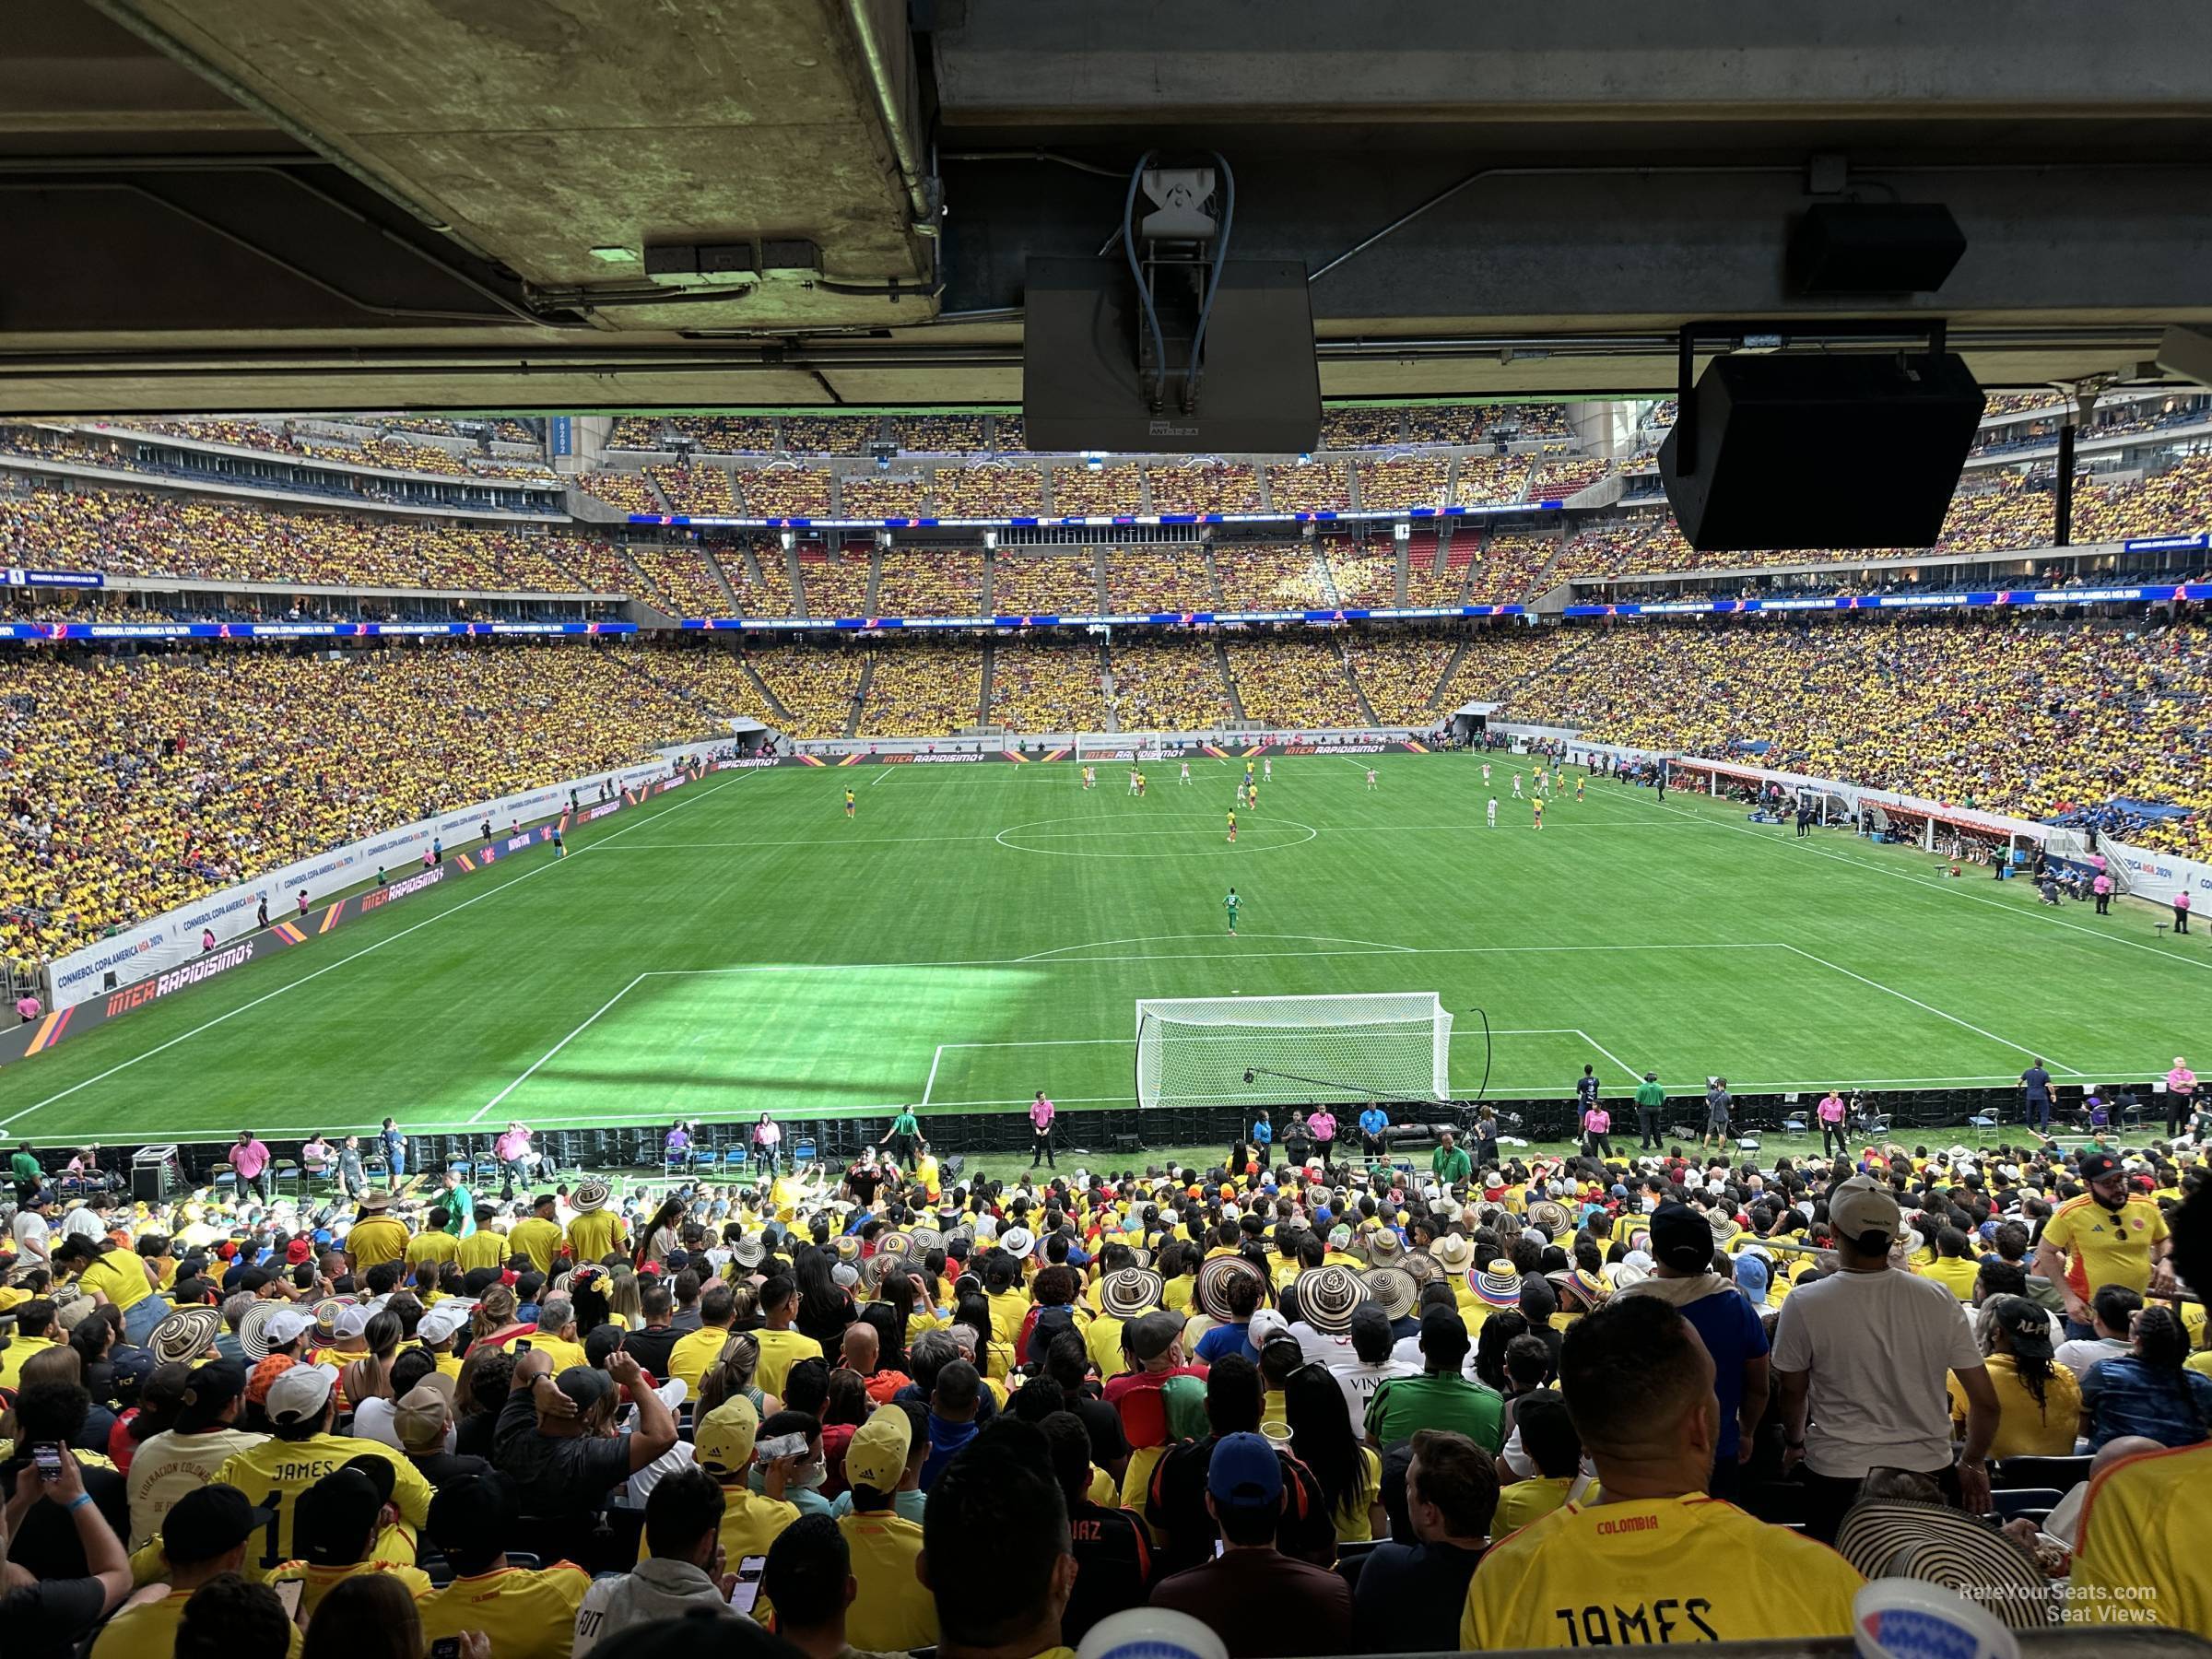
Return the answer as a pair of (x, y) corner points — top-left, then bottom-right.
(3, 0), (2210, 414)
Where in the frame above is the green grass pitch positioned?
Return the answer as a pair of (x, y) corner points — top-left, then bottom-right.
(2, 752), (2200, 1148)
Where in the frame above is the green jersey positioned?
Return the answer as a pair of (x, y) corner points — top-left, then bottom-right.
(890, 1110), (919, 1137)
(1634, 1078), (1666, 1112)
(1224, 893), (1241, 917)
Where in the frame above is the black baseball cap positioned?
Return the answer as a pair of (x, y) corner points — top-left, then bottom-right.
(175, 1359), (248, 1433)
(1650, 1203), (1717, 1274)
(2077, 1153), (2124, 1184)
(162, 1483), (274, 1564)
(294, 1467), (382, 1567)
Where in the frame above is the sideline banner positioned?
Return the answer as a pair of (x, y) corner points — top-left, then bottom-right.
(6, 762), (728, 1064)
(43, 742), (727, 1013)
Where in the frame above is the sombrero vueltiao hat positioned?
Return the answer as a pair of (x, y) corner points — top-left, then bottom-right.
(148, 1306), (223, 1367)
(1835, 1499), (2056, 1630)
(1295, 1264), (1370, 1335)
(876, 1231), (913, 1258)
(1100, 1267), (1165, 1322)
(1194, 1254), (1267, 1322)
(906, 1227), (945, 1255)
(309, 1298), (347, 1347)
(1126, 1246), (1154, 1270)
(1398, 1249), (1440, 1286)
(1363, 1227), (1406, 1264)
(571, 1180), (612, 1214)
(1475, 1259), (1524, 1309)
(1526, 1199), (1572, 1238)
(1556, 1266), (1611, 1313)
(236, 1299), (283, 1363)
(1363, 1265), (1418, 1322)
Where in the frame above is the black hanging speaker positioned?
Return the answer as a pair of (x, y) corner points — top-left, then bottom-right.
(1659, 353), (1985, 550)
(1787, 205), (1968, 296)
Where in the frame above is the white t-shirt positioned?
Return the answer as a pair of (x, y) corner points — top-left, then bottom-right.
(61, 1206), (109, 1242)
(10, 1209), (50, 1259)
(2054, 1335), (2129, 1380)
(1770, 1265), (1985, 1478)
(1329, 1355), (1418, 1427)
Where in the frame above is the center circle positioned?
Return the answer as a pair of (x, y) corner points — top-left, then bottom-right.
(994, 814), (1320, 859)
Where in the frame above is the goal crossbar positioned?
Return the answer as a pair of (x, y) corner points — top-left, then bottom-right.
(1135, 992), (1452, 1112)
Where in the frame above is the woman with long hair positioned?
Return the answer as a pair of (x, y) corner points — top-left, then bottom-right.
(953, 1289), (1014, 1381)
(636, 1197), (686, 1269)
(569, 1267), (613, 1335)
(469, 1285), (528, 1349)
(1285, 1362), (1384, 1542)
(2080, 1304), (2212, 1448)
(1962, 1296), (2078, 1458)
(793, 1244), (857, 1352)
(697, 1331), (774, 1418)
(604, 1266), (645, 1331)
(752, 1112), (783, 1175)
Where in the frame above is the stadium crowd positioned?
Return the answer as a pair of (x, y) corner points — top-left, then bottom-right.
(1496, 614), (2212, 861)
(0, 646), (719, 961)
(3, 1115), (2206, 1658)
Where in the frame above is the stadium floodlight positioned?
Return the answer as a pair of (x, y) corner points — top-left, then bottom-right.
(1135, 993), (1452, 1112)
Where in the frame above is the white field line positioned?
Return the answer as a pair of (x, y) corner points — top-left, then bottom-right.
(1016, 931), (1416, 962)
(1777, 943), (2087, 1077)
(921, 1043), (947, 1108)
(1640, 791), (2212, 975)
(1575, 1029), (1645, 1084)
(471, 973), (647, 1123)
(932, 1027), (1582, 1051)
(867, 767), (895, 786)
(646, 941), (1791, 977)
(0, 771), (757, 1133)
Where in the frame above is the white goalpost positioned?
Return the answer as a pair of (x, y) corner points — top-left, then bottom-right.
(1135, 992), (1453, 1111)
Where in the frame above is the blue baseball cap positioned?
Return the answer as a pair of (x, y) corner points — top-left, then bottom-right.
(1206, 1431), (1283, 1509)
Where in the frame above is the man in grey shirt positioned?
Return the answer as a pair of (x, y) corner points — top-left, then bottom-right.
(1701, 1077), (1734, 1151)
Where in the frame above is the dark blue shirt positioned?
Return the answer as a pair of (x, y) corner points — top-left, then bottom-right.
(1675, 1284), (1771, 1459)
(2021, 1066), (2053, 1102)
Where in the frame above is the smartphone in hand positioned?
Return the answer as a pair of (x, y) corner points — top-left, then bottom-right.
(32, 1443), (63, 1483)
(729, 1555), (768, 1614)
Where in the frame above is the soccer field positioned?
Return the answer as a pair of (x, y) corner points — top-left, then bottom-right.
(3, 752), (2201, 1147)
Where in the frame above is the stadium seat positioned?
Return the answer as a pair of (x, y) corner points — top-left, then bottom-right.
(1993, 1454), (2092, 1493)
(1781, 1113), (1808, 1138)
(722, 1147), (749, 1175)
(210, 1161), (237, 1195)
(1967, 1112), (1998, 1143)
(795, 1138), (818, 1164)
(1987, 1488), (2064, 1521)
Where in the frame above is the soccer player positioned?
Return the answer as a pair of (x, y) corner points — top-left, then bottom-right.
(1129, 767), (1140, 795)
(1533, 796), (1544, 830)
(1245, 761), (1255, 789)
(1575, 775), (1585, 802)
(1083, 765), (1095, 791)
(1227, 808), (1238, 844)
(1263, 757), (1272, 782)
(1487, 797), (1498, 828)
(551, 827), (566, 858)
(1513, 772), (1524, 799)
(1482, 761), (1492, 785)
(1246, 782), (1258, 811)
(1224, 888), (1241, 935)
(1136, 770), (1147, 796)
(844, 788), (856, 818)
(1180, 760), (1191, 784)
(1366, 768), (1378, 791)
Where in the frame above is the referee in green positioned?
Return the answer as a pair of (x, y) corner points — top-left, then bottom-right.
(1634, 1070), (1666, 1150)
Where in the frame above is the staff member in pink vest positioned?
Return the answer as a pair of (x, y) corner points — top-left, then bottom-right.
(2167, 1056), (2198, 1139)
(230, 1129), (273, 1205)
(1028, 1090), (1057, 1171)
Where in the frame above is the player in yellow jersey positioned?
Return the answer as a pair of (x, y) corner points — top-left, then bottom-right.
(1082, 765), (1095, 790)
(1227, 809), (1237, 843)
(1533, 795), (1544, 830)
(1136, 770), (1147, 795)
(1463, 1297), (1861, 1648)
(844, 788), (855, 818)
(1575, 775), (1584, 802)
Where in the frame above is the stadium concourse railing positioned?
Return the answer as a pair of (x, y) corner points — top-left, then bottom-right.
(3, 743), (752, 1065)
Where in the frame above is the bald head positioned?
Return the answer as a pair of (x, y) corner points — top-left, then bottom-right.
(841, 1322), (880, 1372)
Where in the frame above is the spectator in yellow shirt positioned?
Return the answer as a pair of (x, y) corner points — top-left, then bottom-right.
(2070, 1183), (2212, 1630)
(455, 1207), (508, 1273)
(91, 1484), (295, 1659)
(418, 1474), (591, 1658)
(273, 1464), (432, 1624)
(1919, 1228), (1983, 1301)
(1948, 1297), (2081, 1459)
(508, 1194), (566, 1277)
(563, 1180), (627, 1268)
(1462, 1296), (1863, 1648)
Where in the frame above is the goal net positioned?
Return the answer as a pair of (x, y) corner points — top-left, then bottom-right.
(1077, 731), (1183, 764)
(1135, 993), (1453, 1112)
